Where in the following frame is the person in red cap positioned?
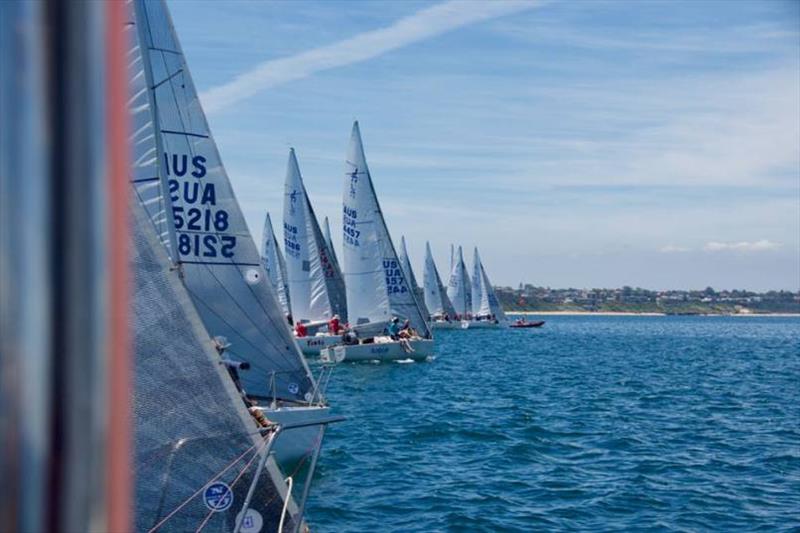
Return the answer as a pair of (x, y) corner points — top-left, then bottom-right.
(294, 321), (308, 338)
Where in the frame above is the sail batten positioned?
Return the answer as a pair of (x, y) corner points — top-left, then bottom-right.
(129, 0), (314, 402)
(341, 122), (430, 336)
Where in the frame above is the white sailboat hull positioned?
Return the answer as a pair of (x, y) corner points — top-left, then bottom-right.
(462, 320), (505, 329)
(430, 320), (462, 330)
(295, 334), (343, 356)
(320, 338), (434, 363)
(259, 404), (330, 468)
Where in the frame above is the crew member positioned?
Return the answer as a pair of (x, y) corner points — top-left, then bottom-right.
(294, 321), (308, 337)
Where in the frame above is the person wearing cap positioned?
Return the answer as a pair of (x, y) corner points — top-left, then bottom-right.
(294, 321), (308, 338)
(328, 314), (341, 335)
(384, 316), (401, 339)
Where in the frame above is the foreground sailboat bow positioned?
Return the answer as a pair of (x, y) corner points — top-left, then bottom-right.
(128, 0), (334, 472)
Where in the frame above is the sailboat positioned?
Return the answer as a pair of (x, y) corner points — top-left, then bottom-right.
(128, 0), (333, 469)
(423, 242), (460, 329)
(468, 247), (506, 328)
(261, 212), (292, 316)
(283, 148), (348, 355)
(321, 122), (434, 362)
(447, 245), (473, 327)
(399, 235), (431, 322)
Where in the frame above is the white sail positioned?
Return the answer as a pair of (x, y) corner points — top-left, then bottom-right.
(399, 236), (430, 320)
(471, 247), (484, 315)
(323, 216), (341, 273)
(423, 242), (457, 318)
(342, 122), (430, 336)
(261, 212), (291, 316)
(447, 246), (472, 317)
(129, 0), (314, 403)
(283, 149), (347, 323)
(480, 258), (507, 321)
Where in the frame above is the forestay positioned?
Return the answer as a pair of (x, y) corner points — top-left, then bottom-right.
(342, 122), (430, 336)
(399, 236), (430, 320)
(261, 212), (291, 316)
(447, 246), (472, 317)
(283, 149), (347, 323)
(423, 242), (457, 318)
(129, 0), (314, 403)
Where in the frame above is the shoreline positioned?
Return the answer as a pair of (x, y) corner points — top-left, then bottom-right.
(512, 311), (800, 317)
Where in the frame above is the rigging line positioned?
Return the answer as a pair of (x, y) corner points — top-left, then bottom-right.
(146, 435), (266, 533)
(189, 264), (305, 373)
(193, 435), (270, 533)
(184, 285), (303, 384)
(183, 283), (303, 381)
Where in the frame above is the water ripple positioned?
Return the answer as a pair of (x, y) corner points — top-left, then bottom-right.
(307, 316), (800, 531)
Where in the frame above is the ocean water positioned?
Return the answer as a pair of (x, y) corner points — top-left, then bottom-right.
(306, 316), (800, 532)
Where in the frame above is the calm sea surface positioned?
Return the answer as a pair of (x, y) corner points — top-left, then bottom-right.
(306, 316), (800, 532)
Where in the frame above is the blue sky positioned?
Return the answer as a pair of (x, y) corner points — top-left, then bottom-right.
(169, 0), (800, 291)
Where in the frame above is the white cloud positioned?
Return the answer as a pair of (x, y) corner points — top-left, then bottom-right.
(659, 245), (691, 253)
(200, 0), (538, 113)
(703, 240), (783, 252)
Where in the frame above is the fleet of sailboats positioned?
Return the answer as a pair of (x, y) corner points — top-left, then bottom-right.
(4, 0), (522, 529)
(126, 0), (510, 528)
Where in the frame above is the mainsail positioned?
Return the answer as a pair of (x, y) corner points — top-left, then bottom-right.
(479, 255), (507, 321)
(128, 0), (314, 402)
(283, 149), (347, 323)
(472, 246), (492, 316)
(447, 246), (472, 317)
(399, 236), (430, 320)
(342, 122), (430, 336)
(423, 242), (457, 318)
(261, 212), (291, 316)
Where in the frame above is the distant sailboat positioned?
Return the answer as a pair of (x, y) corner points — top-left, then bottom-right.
(469, 247), (505, 328)
(261, 212), (292, 316)
(423, 242), (460, 329)
(478, 249), (507, 323)
(399, 235), (431, 322)
(447, 246), (472, 326)
(128, 0), (333, 469)
(283, 148), (348, 355)
(322, 122), (434, 362)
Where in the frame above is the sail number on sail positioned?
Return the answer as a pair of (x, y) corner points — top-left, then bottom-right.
(384, 259), (408, 294)
(343, 206), (360, 246)
(283, 222), (301, 259)
(165, 152), (237, 260)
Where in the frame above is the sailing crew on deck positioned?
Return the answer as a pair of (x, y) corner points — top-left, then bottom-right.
(385, 317), (401, 339)
(294, 321), (308, 337)
(328, 314), (341, 335)
(398, 319), (417, 339)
